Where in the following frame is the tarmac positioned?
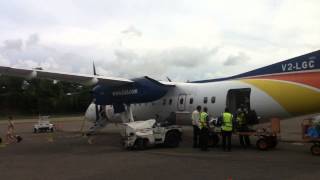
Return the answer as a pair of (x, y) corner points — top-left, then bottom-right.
(0, 115), (319, 180)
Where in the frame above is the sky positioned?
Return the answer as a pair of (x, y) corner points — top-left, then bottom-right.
(0, 0), (319, 82)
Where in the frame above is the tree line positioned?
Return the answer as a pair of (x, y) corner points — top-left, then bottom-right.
(0, 76), (92, 117)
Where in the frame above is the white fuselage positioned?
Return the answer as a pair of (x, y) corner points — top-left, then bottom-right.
(131, 80), (289, 124)
(85, 72), (320, 126)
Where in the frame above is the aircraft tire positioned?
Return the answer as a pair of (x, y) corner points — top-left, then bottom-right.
(16, 135), (22, 143)
(267, 136), (278, 148)
(256, 138), (268, 151)
(208, 133), (220, 147)
(164, 131), (180, 148)
(311, 144), (320, 156)
(134, 138), (146, 150)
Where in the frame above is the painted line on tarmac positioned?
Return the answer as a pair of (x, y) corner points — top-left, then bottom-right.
(146, 150), (230, 158)
(291, 142), (304, 146)
(0, 143), (7, 148)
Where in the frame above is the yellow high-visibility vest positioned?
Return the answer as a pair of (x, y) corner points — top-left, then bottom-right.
(237, 112), (246, 126)
(222, 112), (233, 131)
(199, 112), (208, 129)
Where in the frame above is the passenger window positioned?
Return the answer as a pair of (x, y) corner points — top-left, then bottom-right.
(211, 96), (216, 103)
(163, 99), (166, 105)
(180, 98), (184, 104)
(169, 99), (172, 105)
(189, 98), (193, 104)
(204, 97), (208, 104)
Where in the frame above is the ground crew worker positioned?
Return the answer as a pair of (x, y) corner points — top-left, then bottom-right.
(6, 116), (15, 144)
(236, 108), (251, 148)
(199, 107), (209, 151)
(191, 106), (201, 148)
(222, 108), (233, 151)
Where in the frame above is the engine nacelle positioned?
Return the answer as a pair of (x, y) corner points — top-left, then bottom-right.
(84, 103), (121, 123)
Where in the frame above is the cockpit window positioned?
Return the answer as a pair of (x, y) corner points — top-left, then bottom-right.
(163, 99), (166, 105)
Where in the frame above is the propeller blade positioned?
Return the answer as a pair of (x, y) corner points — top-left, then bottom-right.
(93, 62), (97, 76)
(94, 103), (99, 123)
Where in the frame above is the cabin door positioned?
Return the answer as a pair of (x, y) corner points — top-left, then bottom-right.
(177, 94), (187, 111)
(226, 88), (251, 114)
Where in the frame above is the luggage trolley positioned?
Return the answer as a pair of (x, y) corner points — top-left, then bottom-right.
(236, 129), (278, 150)
(235, 118), (280, 151)
(301, 119), (320, 156)
(209, 118), (280, 150)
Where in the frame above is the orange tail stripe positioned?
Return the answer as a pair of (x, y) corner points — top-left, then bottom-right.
(249, 71), (320, 89)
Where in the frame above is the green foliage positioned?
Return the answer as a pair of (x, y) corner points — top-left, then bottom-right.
(0, 76), (91, 116)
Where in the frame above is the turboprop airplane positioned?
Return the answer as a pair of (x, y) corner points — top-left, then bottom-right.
(0, 50), (319, 133)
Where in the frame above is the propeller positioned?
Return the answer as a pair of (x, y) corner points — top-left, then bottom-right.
(86, 62), (101, 136)
(93, 62), (98, 76)
(94, 100), (100, 123)
(92, 62), (100, 124)
(87, 62), (111, 136)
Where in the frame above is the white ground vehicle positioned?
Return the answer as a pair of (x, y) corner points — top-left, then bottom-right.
(121, 119), (182, 150)
(34, 116), (55, 133)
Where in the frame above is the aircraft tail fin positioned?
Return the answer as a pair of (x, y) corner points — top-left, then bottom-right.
(192, 50), (320, 83)
(237, 50), (320, 78)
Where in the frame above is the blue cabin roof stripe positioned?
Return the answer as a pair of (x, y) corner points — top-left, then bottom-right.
(191, 50), (320, 83)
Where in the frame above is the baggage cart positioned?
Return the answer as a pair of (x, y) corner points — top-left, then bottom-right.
(301, 119), (320, 156)
(213, 118), (280, 150)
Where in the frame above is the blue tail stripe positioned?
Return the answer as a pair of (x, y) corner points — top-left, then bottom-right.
(192, 50), (320, 83)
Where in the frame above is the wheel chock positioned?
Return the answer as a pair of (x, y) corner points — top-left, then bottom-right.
(0, 143), (7, 148)
(47, 134), (54, 142)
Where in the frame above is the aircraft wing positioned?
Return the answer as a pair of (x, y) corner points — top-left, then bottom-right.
(0, 66), (133, 86)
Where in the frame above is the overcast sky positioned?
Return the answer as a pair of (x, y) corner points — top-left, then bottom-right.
(0, 0), (319, 81)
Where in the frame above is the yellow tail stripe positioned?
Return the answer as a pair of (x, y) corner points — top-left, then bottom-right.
(242, 79), (320, 115)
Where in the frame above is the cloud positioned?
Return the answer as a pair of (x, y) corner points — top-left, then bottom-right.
(15, 59), (38, 68)
(96, 46), (219, 81)
(114, 48), (139, 63)
(0, 34), (90, 73)
(39, 57), (59, 70)
(0, 54), (10, 66)
(223, 52), (249, 66)
(161, 47), (218, 68)
(121, 26), (142, 37)
(3, 39), (23, 51)
(0, 1), (319, 82)
(0, 32), (221, 81)
(26, 33), (39, 47)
